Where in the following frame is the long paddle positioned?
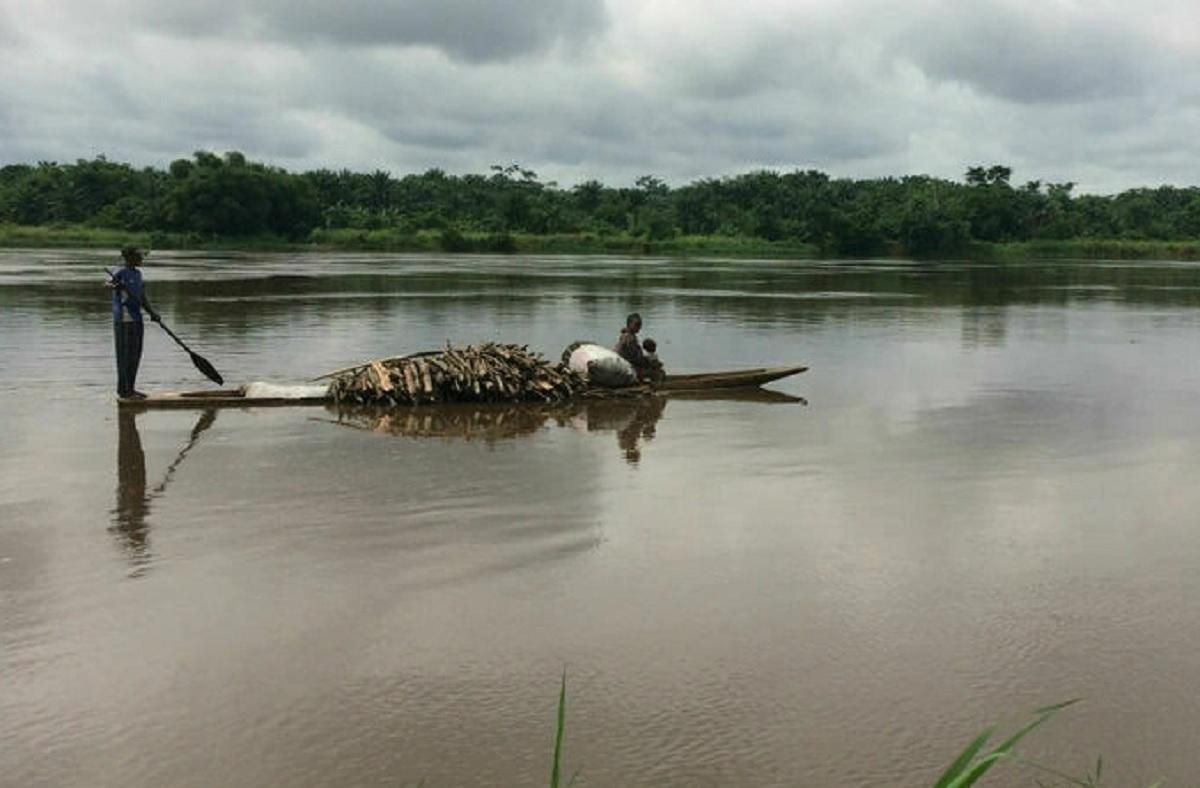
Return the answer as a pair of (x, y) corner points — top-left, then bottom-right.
(105, 268), (224, 386)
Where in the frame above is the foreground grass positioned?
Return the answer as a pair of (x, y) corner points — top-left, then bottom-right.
(550, 671), (569, 788)
(547, 679), (1163, 787)
(934, 699), (1165, 787)
(4, 222), (1199, 262)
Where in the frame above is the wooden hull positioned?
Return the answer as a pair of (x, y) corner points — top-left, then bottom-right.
(119, 366), (807, 409)
(117, 389), (329, 409)
(664, 365), (806, 391)
(576, 365), (807, 398)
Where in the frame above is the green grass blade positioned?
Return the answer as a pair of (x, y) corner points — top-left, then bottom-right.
(944, 700), (1079, 788)
(1032, 698), (1084, 716)
(947, 753), (1005, 787)
(550, 670), (567, 788)
(934, 727), (995, 788)
(987, 705), (1062, 757)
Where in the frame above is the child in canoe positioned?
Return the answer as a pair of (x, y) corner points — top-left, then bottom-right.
(642, 337), (665, 384)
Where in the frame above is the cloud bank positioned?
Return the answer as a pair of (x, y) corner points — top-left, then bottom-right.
(0, 0), (1197, 192)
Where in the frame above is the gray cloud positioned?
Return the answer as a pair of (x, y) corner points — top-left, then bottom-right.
(138, 0), (608, 63)
(892, 1), (1193, 105)
(0, 9), (16, 47)
(0, 0), (1198, 192)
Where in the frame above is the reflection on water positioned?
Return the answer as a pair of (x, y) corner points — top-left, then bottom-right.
(325, 392), (804, 465)
(6, 251), (1200, 787)
(111, 409), (151, 572)
(325, 402), (564, 442)
(326, 398), (670, 465)
(110, 408), (218, 577)
(13, 251), (1200, 340)
(605, 398), (664, 464)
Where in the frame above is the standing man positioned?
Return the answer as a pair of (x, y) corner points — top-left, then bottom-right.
(108, 245), (158, 399)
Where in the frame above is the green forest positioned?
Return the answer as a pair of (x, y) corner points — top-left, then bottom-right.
(3, 152), (1200, 258)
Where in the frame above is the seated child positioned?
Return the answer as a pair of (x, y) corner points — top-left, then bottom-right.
(641, 337), (666, 383)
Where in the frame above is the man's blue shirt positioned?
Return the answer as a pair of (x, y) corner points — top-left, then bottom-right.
(112, 267), (144, 322)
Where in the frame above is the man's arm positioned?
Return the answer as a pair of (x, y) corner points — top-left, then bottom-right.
(140, 291), (160, 322)
(107, 270), (161, 322)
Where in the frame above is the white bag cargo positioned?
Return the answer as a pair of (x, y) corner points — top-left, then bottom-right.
(565, 343), (637, 387)
(242, 381), (331, 399)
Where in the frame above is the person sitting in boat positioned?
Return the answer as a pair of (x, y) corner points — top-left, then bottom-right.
(107, 245), (159, 399)
(615, 312), (650, 378)
(641, 337), (665, 384)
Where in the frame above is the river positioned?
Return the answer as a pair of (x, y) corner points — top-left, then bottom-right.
(2, 250), (1199, 786)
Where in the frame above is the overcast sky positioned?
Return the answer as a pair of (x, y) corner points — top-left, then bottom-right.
(1, 0), (1197, 192)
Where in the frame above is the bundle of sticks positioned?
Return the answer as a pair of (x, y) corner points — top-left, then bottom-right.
(325, 343), (585, 406)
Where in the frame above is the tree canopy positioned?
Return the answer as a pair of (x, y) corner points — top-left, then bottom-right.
(2, 152), (1199, 256)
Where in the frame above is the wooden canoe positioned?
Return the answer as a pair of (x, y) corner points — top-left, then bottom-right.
(118, 365), (808, 409)
(580, 365), (808, 398)
(117, 388), (330, 409)
(662, 365), (806, 391)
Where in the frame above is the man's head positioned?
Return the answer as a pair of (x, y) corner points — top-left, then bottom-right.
(120, 245), (144, 267)
(642, 337), (657, 353)
(625, 312), (642, 333)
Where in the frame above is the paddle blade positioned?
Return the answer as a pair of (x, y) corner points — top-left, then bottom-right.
(189, 351), (224, 386)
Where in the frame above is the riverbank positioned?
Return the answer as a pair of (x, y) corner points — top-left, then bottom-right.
(978, 238), (1200, 261)
(0, 223), (821, 258)
(3, 222), (1199, 261)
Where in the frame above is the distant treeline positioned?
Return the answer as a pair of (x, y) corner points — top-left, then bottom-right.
(2, 153), (1199, 256)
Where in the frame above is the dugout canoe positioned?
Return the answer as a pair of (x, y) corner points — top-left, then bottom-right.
(117, 388), (330, 409)
(579, 365), (807, 398)
(117, 365), (808, 409)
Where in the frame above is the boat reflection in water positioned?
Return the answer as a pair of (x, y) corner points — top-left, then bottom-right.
(323, 387), (805, 465)
(111, 407), (218, 576)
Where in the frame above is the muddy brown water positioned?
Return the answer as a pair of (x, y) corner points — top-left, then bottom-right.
(2, 250), (1200, 786)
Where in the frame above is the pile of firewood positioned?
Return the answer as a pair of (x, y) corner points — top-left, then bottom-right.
(326, 343), (585, 406)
